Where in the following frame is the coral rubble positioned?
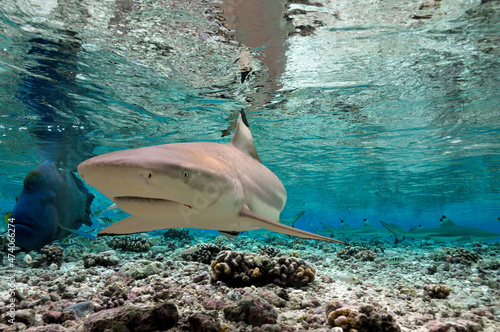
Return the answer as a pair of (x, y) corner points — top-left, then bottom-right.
(107, 235), (153, 252)
(82, 250), (120, 268)
(337, 246), (376, 261)
(82, 301), (179, 332)
(182, 243), (231, 264)
(223, 295), (278, 327)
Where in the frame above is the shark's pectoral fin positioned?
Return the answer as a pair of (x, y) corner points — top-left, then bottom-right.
(239, 205), (348, 245)
(380, 221), (406, 242)
(98, 216), (168, 236)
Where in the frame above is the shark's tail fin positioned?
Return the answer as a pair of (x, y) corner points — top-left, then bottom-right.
(380, 221), (407, 242)
(279, 210), (305, 227)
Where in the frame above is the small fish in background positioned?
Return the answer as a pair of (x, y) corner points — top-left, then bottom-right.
(10, 161), (95, 251)
(337, 274), (358, 284)
(1, 212), (12, 234)
(386, 257), (406, 264)
(91, 203), (118, 217)
(92, 217), (114, 234)
(91, 209), (104, 217)
(49, 263), (58, 270)
(181, 244), (201, 255)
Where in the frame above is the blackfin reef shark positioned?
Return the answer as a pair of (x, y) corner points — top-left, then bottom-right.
(78, 111), (347, 245)
(319, 219), (392, 240)
(381, 216), (500, 243)
(10, 161), (94, 251)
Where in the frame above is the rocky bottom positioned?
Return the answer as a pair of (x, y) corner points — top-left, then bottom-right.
(0, 235), (499, 331)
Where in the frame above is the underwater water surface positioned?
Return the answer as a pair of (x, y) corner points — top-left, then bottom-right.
(0, 0), (499, 237)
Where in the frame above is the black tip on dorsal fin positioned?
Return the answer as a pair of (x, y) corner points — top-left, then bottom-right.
(240, 110), (249, 128)
(230, 110), (261, 163)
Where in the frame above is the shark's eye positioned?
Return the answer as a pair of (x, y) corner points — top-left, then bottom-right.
(180, 169), (190, 181)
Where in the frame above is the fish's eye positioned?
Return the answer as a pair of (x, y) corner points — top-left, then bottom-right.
(180, 169), (190, 182)
(23, 173), (38, 189)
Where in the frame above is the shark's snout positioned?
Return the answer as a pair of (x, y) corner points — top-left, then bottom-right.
(78, 153), (182, 204)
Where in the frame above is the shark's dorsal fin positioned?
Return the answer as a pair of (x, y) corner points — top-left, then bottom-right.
(362, 218), (372, 226)
(230, 111), (261, 163)
(340, 220), (350, 228)
(440, 216), (455, 227)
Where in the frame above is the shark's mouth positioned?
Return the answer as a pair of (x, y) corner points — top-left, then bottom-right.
(114, 196), (193, 209)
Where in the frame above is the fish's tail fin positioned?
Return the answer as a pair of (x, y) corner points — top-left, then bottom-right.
(59, 224), (96, 240)
(83, 193), (95, 226)
(71, 172), (95, 226)
(280, 210), (305, 227)
(380, 221), (407, 242)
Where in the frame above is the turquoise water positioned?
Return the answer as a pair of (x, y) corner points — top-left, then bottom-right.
(0, 0), (499, 238)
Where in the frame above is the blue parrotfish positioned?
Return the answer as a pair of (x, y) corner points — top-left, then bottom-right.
(11, 161), (94, 250)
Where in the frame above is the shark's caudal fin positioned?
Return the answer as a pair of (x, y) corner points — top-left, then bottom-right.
(230, 111), (261, 162)
(240, 205), (348, 244)
(280, 210), (305, 227)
